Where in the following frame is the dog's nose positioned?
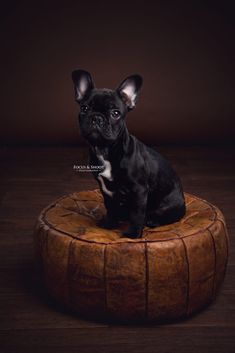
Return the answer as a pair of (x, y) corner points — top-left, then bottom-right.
(91, 114), (103, 126)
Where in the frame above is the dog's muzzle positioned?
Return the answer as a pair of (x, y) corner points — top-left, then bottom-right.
(90, 114), (104, 128)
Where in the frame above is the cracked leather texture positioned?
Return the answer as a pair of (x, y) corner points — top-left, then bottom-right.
(34, 189), (229, 322)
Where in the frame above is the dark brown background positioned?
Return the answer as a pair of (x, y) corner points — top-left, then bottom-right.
(1, 3), (235, 352)
(0, 0), (235, 145)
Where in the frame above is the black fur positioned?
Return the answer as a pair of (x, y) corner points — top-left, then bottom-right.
(72, 69), (186, 238)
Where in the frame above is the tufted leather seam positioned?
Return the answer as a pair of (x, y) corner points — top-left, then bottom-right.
(207, 228), (217, 299)
(42, 191), (211, 210)
(180, 237), (190, 316)
(41, 225), (50, 285)
(181, 211), (200, 223)
(66, 239), (75, 310)
(40, 192), (222, 245)
(216, 219), (230, 273)
(103, 244), (108, 319)
(41, 213), (222, 245)
(170, 230), (190, 316)
(58, 198), (212, 226)
(144, 242), (149, 320)
(70, 198), (83, 213)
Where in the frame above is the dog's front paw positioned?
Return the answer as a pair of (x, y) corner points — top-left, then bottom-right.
(97, 216), (118, 229)
(122, 226), (143, 239)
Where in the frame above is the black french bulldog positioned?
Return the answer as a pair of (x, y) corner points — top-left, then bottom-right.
(72, 69), (186, 238)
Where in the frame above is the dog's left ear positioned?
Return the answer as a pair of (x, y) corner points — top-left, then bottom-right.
(117, 75), (143, 109)
(72, 69), (94, 102)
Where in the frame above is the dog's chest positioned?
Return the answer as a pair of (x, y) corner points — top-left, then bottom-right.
(96, 153), (114, 197)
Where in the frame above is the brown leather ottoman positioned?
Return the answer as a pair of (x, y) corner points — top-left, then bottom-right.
(34, 189), (229, 322)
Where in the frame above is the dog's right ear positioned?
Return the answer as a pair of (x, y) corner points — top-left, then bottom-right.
(71, 69), (94, 102)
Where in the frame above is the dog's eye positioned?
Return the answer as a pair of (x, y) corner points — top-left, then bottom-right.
(111, 110), (121, 119)
(80, 105), (89, 113)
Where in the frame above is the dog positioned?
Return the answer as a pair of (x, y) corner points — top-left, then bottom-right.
(72, 69), (186, 238)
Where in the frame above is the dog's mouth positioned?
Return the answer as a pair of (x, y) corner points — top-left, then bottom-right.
(83, 127), (104, 144)
(86, 129), (100, 138)
(87, 123), (111, 137)
(83, 126), (114, 146)
(85, 124), (102, 136)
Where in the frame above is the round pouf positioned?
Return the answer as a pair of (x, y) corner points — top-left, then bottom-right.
(34, 189), (229, 322)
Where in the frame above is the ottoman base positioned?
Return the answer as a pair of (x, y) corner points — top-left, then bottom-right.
(34, 190), (229, 322)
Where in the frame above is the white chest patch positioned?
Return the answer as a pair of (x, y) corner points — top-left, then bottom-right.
(98, 155), (113, 181)
(96, 151), (114, 197)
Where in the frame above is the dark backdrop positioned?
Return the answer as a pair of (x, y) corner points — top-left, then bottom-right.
(0, 1), (234, 145)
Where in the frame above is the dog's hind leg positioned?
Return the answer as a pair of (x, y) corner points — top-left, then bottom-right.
(146, 190), (186, 227)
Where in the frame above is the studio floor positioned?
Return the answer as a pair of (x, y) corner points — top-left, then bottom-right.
(0, 145), (234, 353)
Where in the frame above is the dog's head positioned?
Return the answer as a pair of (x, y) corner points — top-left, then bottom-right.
(72, 69), (143, 146)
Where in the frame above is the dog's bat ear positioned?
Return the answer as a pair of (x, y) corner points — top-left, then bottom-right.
(117, 75), (143, 110)
(71, 69), (94, 102)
